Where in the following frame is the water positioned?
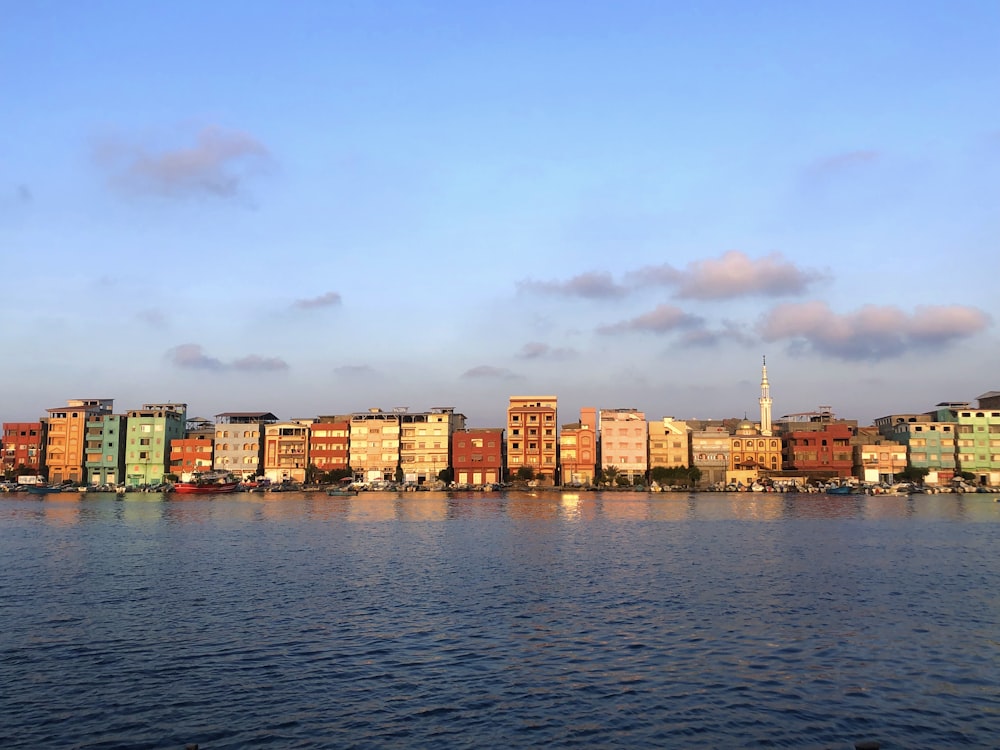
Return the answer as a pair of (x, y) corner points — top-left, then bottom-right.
(1, 490), (998, 749)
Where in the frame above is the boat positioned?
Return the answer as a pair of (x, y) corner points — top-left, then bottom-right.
(326, 488), (358, 497)
(26, 485), (63, 495)
(173, 472), (240, 495)
(825, 484), (855, 495)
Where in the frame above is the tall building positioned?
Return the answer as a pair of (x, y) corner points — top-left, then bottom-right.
(43, 398), (113, 483)
(598, 408), (647, 483)
(309, 417), (351, 476)
(399, 407), (467, 484)
(648, 417), (689, 471)
(759, 356), (773, 436)
(506, 396), (558, 484)
(349, 408), (401, 483)
(124, 403), (187, 486)
(84, 411), (127, 485)
(263, 419), (313, 483)
(453, 427), (504, 486)
(559, 407), (597, 486)
(2, 422), (44, 477)
(690, 424), (731, 488)
(213, 412), (277, 479)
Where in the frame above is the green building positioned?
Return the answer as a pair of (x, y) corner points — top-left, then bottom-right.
(124, 403), (187, 487)
(84, 412), (127, 485)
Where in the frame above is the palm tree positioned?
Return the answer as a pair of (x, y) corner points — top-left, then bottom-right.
(601, 464), (621, 487)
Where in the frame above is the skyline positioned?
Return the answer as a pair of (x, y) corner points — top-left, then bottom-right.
(3, 2), (999, 428)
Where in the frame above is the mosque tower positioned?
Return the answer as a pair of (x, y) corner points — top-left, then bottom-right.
(759, 356), (772, 436)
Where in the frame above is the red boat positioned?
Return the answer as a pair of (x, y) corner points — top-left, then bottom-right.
(172, 474), (240, 494)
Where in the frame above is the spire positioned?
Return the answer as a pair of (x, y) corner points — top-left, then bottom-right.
(759, 355), (772, 436)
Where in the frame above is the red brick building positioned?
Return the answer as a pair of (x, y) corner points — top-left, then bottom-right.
(309, 418), (351, 475)
(2, 422), (44, 477)
(781, 423), (856, 479)
(453, 428), (504, 485)
(169, 435), (215, 480)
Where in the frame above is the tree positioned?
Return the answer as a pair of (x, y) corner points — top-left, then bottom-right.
(305, 463), (322, 485)
(516, 465), (536, 482)
(601, 465), (621, 487)
(395, 464), (404, 484)
(438, 467), (454, 484)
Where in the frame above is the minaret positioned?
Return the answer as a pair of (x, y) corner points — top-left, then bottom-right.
(759, 355), (772, 436)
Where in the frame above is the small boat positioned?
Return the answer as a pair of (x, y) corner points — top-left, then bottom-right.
(326, 488), (358, 497)
(825, 484), (855, 495)
(26, 485), (63, 495)
(173, 472), (240, 495)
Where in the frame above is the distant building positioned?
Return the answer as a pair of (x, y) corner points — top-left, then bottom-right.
(858, 441), (908, 485)
(263, 419), (313, 483)
(124, 403), (187, 486)
(648, 417), (690, 471)
(44, 398), (114, 483)
(780, 420), (855, 480)
(310, 417), (351, 476)
(213, 412), (277, 479)
(169, 419), (215, 482)
(559, 407), (597, 486)
(349, 408), (401, 483)
(948, 404), (1000, 485)
(2, 422), (44, 477)
(506, 396), (558, 485)
(874, 413), (956, 484)
(399, 407), (466, 484)
(690, 424), (731, 488)
(84, 411), (127, 485)
(453, 427), (504, 486)
(598, 408), (647, 483)
(977, 391), (1000, 410)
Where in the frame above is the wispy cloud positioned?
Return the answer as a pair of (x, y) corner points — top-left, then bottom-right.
(293, 291), (342, 310)
(167, 343), (288, 371)
(759, 302), (991, 361)
(627, 251), (827, 299)
(678, 321), (756, 348)
(461, 365), (520, 380)
(517, 271), (627, 299)
(516, 342), (577, 360)
(137, 308), (168, 328)
(597, 304), (703, 335)
(95, 125), (271, 199)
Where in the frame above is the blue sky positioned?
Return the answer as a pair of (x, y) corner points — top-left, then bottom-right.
(2, 1), (999, 428)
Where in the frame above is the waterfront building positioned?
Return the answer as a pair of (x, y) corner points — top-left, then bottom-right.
(84, 411), (127, 485)
(859, 441), (908, 484)
(2, 421), (44, 477)
(648, 417), (690, 470)
(940, 402), (1000, 486)
(559, 407), (597, 486)
(399, 407), (466, 485)
(213, 412), (277, 479)
(690, 424), (731, 488)
(778, 410), (855, 480)
(43, 399), (114, 484)
(598, 408), (648, 483)
(349, 408), (402, 483)
(729, 418), (782, 486)
(168, 419), (216, 482)
(452, 427), (504, 486)
(309, 417), (351, 476)
(506, 396), (558, 485)
(124, 403), (187, 486)
(263, 419), (314, 483)
(874, 413), (956, 484)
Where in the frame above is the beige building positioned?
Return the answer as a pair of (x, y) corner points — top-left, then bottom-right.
(506, 396), (558, 484)
(598, 408), (648, 482)
(349, 409), (402, 483)
(648, 417), (690, 470)
(859, 443), (907, 484)
(214, 412), (277, 479)
(44, 398), (114, 483)
(690, 425), (731, 488)
(560, 407), (597, 486)
(399, 407), (466, 485)
(728, 418), (782, 486)
(263, 419), (313, 483)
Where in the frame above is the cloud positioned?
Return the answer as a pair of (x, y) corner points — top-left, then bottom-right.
(628, 251), (827, 300)
(461, 365), (520, 380)
(293, 291), (342, 310)
(167, 343), (288, 371)
(334, 365), (377, 377)
(677, 320), (756, 348)
(517, 342), (577, 360)
(137, 308), (168, 328)
(517, 271), (627, 299)
(804, 150), (880, 179)
(597, 304), (704, 335)
(759, 302), (991, 361)
(95, 125), (271, 198)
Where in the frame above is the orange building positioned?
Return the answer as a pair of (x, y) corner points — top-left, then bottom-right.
(506, 396), (558, 485)
(44, 399), (113, 483)
(560, 407), (597, 486)
(452, 428), (504, 486)
(169, 436), (215, 480)
(2, 422), (44, 476)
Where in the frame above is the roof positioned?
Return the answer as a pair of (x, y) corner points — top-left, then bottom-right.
(214, 411), (278, 418)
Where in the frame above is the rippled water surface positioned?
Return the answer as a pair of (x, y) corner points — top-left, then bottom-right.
(1, 491), (998, 749)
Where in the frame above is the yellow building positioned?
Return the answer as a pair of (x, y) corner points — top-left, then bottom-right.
(44, 399), (113, 483)
(263, 419), (313, 483)
(399, 407), (466, 485)
(648, 417), (690, 470)
(729, 418), (782, 486)
(507, 396), (558, 485)
(349, 409), (401, 483)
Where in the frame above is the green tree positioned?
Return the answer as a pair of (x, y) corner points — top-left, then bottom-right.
(395, 464), (405, 484)
(438, 467), (454, 484)
(516, 465), (536, 482)
(601, 465), (621, 487)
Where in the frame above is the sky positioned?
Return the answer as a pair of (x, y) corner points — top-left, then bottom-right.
(2, 1), (999, 429)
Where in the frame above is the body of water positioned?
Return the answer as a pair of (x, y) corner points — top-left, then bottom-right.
(1, 490), (998, 749)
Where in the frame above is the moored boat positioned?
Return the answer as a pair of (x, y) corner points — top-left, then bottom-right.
(173, 472), (240, 494)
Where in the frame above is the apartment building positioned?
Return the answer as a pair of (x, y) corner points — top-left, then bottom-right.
(309, 417), (351, 475)
(598, 408), (647, 483)
(452, 427), (504, 486)
(84, 411), (127, 485)
(44, 398), (114, 483)
(2, 422), (44, 476)
(648, 417), (689, 470)
(263, 419), (314, 483)
(399, 407), (466, 484)
(213, 412), (277, 479)
(690, 424), (731, 487)
(349, 409), (401, 483)
(124, 403), (187, 486)
(506, 396), (558, 485)
(559, 407), (597, 486)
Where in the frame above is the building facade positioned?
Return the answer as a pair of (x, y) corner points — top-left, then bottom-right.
(263, 419), (313, 483)
(124, 403), (187, 486)
(452, 427), (504, 486)
(598, 408), (648, 483)
(2, 422), (44, 477)
(349, 409), (401, 483)
(84, 412), (126, 485)
(559, 407), (597, 486)
(399, 407), (466, 485)
(506, 396), (558, 485)
(648, 417), (690, 471)
(690, 425), (731, 488)
(309, 417), (351, 476)
(780, 422), (855, 479)
(213, 412), (276, 479)
(44, 399), (114, 483)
